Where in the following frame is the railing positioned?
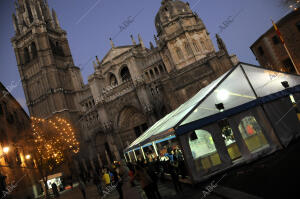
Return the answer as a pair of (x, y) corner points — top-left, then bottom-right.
(103, 79), (135, 102)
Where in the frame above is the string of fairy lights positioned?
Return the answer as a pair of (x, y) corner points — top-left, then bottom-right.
(31, 117), (80, 168)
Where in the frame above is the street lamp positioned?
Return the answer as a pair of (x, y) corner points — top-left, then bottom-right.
(25, 154), (31, 160)
(0, 147), (10, 159)
(3, 147), (9, 153)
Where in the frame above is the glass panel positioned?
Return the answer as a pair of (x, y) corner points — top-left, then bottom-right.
(218, 119), (241, 160)
(242, 64), (300, 97)
(181, 67), (256, 126)
(238, 116), (269, 152)
(188, 130), (221, 172)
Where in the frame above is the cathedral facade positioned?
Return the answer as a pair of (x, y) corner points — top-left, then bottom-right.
(12, 0), (238, 169)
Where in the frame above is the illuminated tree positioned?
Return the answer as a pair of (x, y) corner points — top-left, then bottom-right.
(31, 116), (80, 198)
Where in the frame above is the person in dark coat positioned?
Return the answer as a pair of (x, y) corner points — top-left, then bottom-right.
(51, 183), (60, 198)
(146, 164), (162, 199)
(93, 172), (103, 196)
(169, 158), (183, 193)
(79, 180), (86, 199)
(113, 165), (123, 199)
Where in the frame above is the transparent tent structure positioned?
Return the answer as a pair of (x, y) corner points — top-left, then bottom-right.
(125, 62), (300, 182)
(125, 63), (300, 153)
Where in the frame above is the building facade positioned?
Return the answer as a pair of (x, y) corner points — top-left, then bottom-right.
(81, 0), (238, 166)
(250, 10), (300, 73)
(11, 0), (238, 169)
(0, 82), (40, 198)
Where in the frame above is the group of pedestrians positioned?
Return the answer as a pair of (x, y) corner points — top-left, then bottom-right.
(77, 146), (186, 199)
(78, 165), (123, 199)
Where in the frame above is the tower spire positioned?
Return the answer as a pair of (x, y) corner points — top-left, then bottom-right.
(149, 42), (154, 49)
(130, 35), (137, 45)
(154, 35), (158, 45)
(138, 34), (145, 49)
(109, 38), (115, 48)
(52, 8), (60, 28)
(216, 34), (228, 55)
(12, 13), (20, 34)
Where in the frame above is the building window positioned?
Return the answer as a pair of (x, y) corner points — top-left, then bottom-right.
(134, 126), (142, 137)
(158, 65), (164, 73)
(150, 70), (154, 79)
(258, 46), (264, 56)
(296, 21), (300, 32)
(200, 39), (208, 51)
(31, 42), (38, 58)
(120, 66), (131, 82)
(282, 58), (296, 73)
(184, 42), (193, 56)
(192, 40), (200, 52)
(145, 72), (150, 80)
(175, 47), (184, 60)
(154, 67), (159, 75)
(272, 35), (280, 45)
(24, 47), (30, 64)
(110, 73), (118, 86)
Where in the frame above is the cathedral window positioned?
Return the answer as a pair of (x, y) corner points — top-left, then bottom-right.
(24, 47), (30, 64)
(110, 74), (118, 86)
(159, 64), (164, 73)
(49, 39), (64, 56)
(176, 47), (184, 60)
(145, 72), (150, 80)
(154, 67), (159, 75)
(120, 66), (131, 82)
(184, 42), (193, 56)
(192, 40), (200, 52)
(200, 40), (207, 51)
(55, 42), (64, 56)
(31, 42), (37, 59)
(150, 70), (155, 79)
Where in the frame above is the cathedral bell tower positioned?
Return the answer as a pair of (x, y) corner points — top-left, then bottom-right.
(11, 0), (84, 123)
(155, 0), (216, 71)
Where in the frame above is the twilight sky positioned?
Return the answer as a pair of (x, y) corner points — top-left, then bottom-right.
(0, 0), (290, 114)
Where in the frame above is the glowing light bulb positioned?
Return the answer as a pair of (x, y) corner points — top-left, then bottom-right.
(217, 89), (229, 101)
(3, 147), (9, 153)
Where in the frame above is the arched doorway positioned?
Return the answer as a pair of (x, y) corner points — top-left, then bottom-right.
(117, 106), (148, 148)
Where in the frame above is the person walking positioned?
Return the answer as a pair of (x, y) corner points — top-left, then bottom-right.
(119, 160), (142, 199)
(93, 172), (103, 196)
(169, 158), (183, 193)
(114, 164), (123, 199)
(102, 168), (111, 187)
(79, 180), (87, 199)
(51, 183), (60, 198)
(133, 165), (155, 199)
